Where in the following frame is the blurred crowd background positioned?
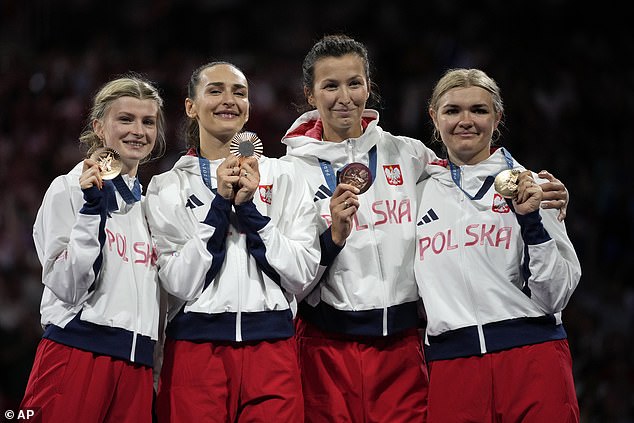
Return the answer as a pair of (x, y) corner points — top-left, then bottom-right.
(1, 1), (631, 421)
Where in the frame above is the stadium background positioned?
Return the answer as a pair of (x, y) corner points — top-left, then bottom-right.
(0, 1), (631, 421)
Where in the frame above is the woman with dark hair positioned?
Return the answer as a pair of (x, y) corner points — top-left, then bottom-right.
(145, 61), (320, 422)
(282, 34), (433, 422)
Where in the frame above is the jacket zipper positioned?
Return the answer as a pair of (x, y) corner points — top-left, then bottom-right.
(456, 166), (487, 353)
(347, 139), (388, 335)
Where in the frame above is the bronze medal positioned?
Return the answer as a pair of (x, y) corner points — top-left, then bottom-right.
(230, 131), (263, 161)
(90, 147), (122, 180)
(494, 169), (521, 198)
(338, 162), (372, 194)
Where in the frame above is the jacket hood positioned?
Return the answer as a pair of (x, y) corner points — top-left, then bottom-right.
(281, 109), (380, 163)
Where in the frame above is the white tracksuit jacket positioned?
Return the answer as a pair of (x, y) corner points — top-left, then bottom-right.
(34, 162), (160, 367)
(414, 148), (582, 361)
(282, 109), (438, 337)
(143, 151), (320, 342)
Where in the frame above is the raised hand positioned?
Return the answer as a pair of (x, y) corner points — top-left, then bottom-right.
(234, 157), (260, 205)
(512, 170), (543, 215)
(80, 159), (104, 190)
(217, 155), (240, 202)
(330, 183), (360, 247)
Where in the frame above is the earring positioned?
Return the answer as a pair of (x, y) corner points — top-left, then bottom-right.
(492, 128), (501, 143)
(433, 128), (441, 143)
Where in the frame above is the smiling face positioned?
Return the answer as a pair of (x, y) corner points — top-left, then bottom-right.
(430, 86), (501, 166)
(186, 64), (249, 155)
(93, 96), (158, 175)
(306, 53), (370, 142)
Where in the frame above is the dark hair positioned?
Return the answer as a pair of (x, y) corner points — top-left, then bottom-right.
(79, 73), (166, 163)
(182, 61), (247, 150)
(298, 34), (380, 112)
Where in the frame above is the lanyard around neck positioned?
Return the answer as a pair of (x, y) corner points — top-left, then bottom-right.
(103, 175), (142, 213)
(110, 175), (142, 204)
(448, 147), (514, 200)
(198, 155), (218, 193)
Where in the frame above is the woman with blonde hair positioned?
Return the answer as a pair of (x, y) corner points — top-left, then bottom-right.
(21, 74), (166, 423)
(417, 68), (581, 422)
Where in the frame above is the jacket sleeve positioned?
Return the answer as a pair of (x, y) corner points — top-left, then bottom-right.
(33, 175), (105, 305)
(516, 181), (582, 313)
(400, 136), (439, 183)
(235, 165), (321, 298)
(144, 174), (231, 301)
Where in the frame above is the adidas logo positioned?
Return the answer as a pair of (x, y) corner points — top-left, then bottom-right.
(186, 194), (203, 209)
(417, 208), (439, 226)
(313, 184), (333, 202)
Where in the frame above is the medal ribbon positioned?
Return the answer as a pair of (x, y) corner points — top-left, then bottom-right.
(318, 145), (377, 193)
(110, 175), (142, 204)
(448, 147), (515, 200)
(198, 155), (218, 193)
(104, 175), (142, 212)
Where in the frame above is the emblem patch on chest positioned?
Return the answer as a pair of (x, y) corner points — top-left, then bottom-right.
(492, 193), (511, 213)
(259, 185), (273, 204)
(383, 164), (403, 185)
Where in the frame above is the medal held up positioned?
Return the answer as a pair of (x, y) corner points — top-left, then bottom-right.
(494, 168), (521, 198)
(90, 147), (122, 180)
(230, 131), (263, 163)
(337, 162), (373, 194)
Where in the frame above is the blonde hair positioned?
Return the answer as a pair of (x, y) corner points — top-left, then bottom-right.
(428, 68), (504, 117)
(79, 74), (166, 164)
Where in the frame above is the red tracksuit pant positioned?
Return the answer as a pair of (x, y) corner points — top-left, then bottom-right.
(296, 317), (429, 423)
(427, 339), (579, 423)
(156, 337), (303, 422)
(20, 338), (153, 423)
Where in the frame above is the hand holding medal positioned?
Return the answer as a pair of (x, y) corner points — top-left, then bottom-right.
(318, 147), (377, 245)
(81, 147), (123, 190)
(229, 131), (263, 205)
(495, 169), (543, 215)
